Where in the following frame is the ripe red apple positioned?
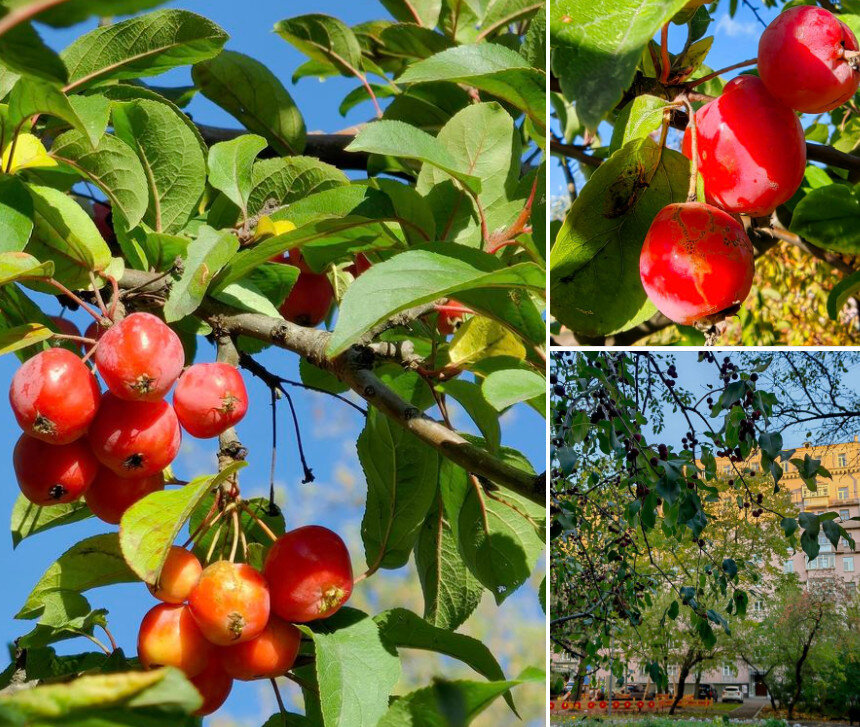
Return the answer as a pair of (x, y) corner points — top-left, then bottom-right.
(138, 603), (213, 677)
(682, 76), (806, 217)
(87, 393), (181, 478)
(84, 468), (164, 524)
(759, 6), (860, 113)
(94, 312), (184, 401)
(9, 348), (100, 444)
(639, 202), (755, 325)
(13, 434), (99, 505)
(263, 525), (353, 622)
(274, 249), (334, 327)
(173, 363), (248, 439)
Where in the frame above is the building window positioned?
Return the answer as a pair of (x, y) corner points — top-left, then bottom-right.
(838, 453), (847, 467)
(802, 484), (829, 498)
(844, 557), (855, 573)
(841, 509), (851, 520)
(818, 534), (833, 553)
(784, 559), (794, 574)
(808, 555), (835, 570)
(722, 665), (736, 677)
(753, 599), (764, 613)
(723, 464), (732, 475)
(667, 665), (678, 677)
(749, 462), (760, 473)
(838, 486), (849, 500)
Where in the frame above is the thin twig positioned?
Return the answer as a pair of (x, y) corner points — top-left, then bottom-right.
(688, 57), (757, 88)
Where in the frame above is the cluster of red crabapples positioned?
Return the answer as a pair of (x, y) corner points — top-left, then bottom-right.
(10, 311), (248, 517)
(639, 5), (860, 327)
(137, 525), (353, 715)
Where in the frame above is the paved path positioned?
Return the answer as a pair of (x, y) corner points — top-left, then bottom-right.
(729, 697), (767, 718)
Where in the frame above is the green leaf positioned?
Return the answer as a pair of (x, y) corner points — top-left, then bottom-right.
(781, 516), (798, 538)
(274, 14), (363, 76)
(398, 44), (546, 132)
(0, 250), (52, 286)
(379, 0), (443, 27)
(0, 20), (67, 83)
(0, 667), (201, 722)
(790, 183), (860, 253)
(482, 369), (545, 411)
(378, 674), (539, 726)
(414, 497), (483, 631)
(8, 77), (108, 146)
(610, 95), (674, 152)
(347, 120), (482, 193)
(458, 486), (544, 605)
(162, 225), (238, 322)
(207, 134), (268, 216)
(298, 608), (401, 727)
(50, 129), (149, 229)
(722, 557), (738, 580)
(0, 321), (51, 356)
(212, 279), (283, 318)
(415, 101), (520, 246)
(550, 139), (689, 337)
(193, 51), (306, 156)
(61, 9), (227, 91)
(436, 379), (501, 452)
(2, 0), (172, 27)
(358, 404), (440, 570)
(119, 463), (245, 584)
(375, 608), (515, 713)
(25, 183), (112, 288)
(17, 533), (136, 621)
(481, 0), (545, 35)
(550, 0), (688, 129)
(329, 247), (543, 356)
(827, 269), (860, 321)
(667, 600), (679, 620)
(10, 494), (91, 548)
(112, 98), (207, 234)
(822, 518), (842, 550)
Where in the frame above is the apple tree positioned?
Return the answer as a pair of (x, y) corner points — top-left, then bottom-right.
(0, 1), (547, 725)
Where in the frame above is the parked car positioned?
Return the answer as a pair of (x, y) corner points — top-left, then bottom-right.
(722, 686), (744, 703)
(697, 684), (718, 700)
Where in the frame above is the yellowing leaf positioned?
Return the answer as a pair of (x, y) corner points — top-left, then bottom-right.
(2, 133), (58, 173)
(256, 216), (296, 239)
(448, 316), (526, 367)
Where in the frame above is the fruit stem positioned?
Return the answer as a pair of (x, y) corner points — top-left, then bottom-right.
(271, 677), (289, 723)
(101, 625), (118, 652)
(659, 23), (670, 84)
(206, 521), (225, 564)
(229, 509), (240, 563)
(52, 333), (98, 346)
(687, 57), (757, 88)
(238, 501), (279, 543)
(843, 49), (860, 72)
(680, 96), (699, 203)
(88, 271), (109, 317)
(44, 279), (105, 323)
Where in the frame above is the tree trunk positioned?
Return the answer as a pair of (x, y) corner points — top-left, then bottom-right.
(787, 611), (823, 720)
(669, 655), (694, 715)
(573, 655), (588, 701)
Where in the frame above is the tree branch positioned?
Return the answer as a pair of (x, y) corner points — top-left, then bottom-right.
(117, 269), (544, 504)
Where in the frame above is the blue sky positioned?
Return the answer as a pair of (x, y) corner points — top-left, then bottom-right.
(550, 2), (782, 200)
(0, 4), (547, 725)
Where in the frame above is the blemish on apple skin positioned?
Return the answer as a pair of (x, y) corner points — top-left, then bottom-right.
(561, 15), (572, 22)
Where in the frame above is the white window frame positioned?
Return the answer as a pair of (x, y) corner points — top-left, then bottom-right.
(844, 557), (855, 573)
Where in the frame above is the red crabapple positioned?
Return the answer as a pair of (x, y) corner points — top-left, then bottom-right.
(173, 363), (248, 439)
(263, 525), (353, 623)
(93, 202), (116, 246)
(9, 348), (100, 444)
(149, 546), (203, 604)
(190, 661), (233, 716)
(84, 468), (164, 524)
(275, 250), (334, 327)
(682, 76), (806, 217)
(639, 202), (755, 326)
(13, 434), (99, 505)
(219, 617), (301, 681)
(188, 561), (270, 645)
(759, 6), (860, 113)
(87, 393), (181, 478)
(346, 253), (371, 278)
(48, 316), (81, 339)
(436, 301), (471, 336)
(137, 603), (213, 677)
(95, 312), (184, 401)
